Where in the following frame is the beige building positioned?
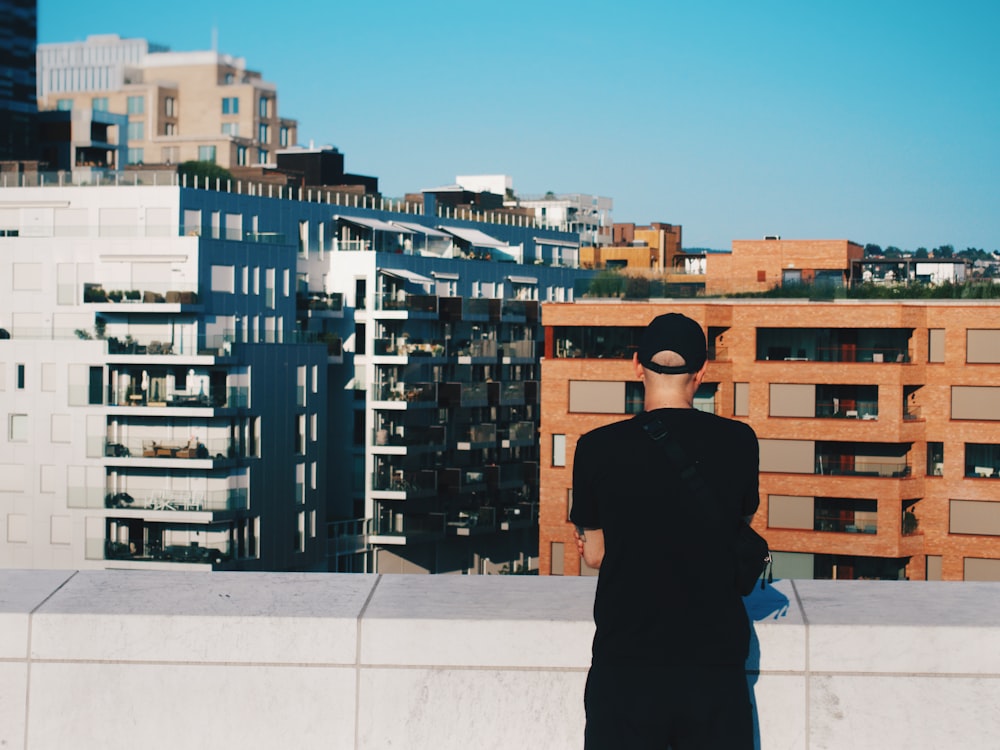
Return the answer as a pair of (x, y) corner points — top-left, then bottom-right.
(37, 35), (297, 169)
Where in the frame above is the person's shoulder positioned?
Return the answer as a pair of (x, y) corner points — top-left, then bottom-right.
(693, 411), (758, 442)
(579, 416), (641, 445)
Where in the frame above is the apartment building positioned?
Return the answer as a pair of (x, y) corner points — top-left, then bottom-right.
(36, 35), (296, 169)
(0, 180), (329, 571)
(0, 0), (37, 161)
(0, 171), (592, 575)
(515, 191), (613, 248)
(539, 298), (1000, 582)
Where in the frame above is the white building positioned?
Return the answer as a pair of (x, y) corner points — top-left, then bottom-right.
(515, 192), (613, 247)
(0, 180), (329, 571)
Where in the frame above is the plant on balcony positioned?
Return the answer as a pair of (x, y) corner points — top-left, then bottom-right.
(83, 285), (107, 303)
(94, 317), (106, 340)
(125, 290), (141, 301)
(107, 290), (124, 302)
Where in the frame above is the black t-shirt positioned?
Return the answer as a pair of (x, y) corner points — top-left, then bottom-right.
(570, 408), (760, 666)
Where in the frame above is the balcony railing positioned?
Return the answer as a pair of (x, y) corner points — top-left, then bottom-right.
(372, 381), (438, 404)
(506, 421), (535, 444)
(107, 386), (247, 409)
(500, 502), (538, 529)
(372, 511), (446, 538)
(490, 381), (525, 406)
(815, 400), (879, 419)
(503, 340), (536, 359)
(84, 284), (199, 305)
(815, 456), (911, 477)
(102, 437), (240, 460)
(295, 291), (344, 312)
(438, 381), (489, 408)
(373, 424), (446, 449)
(377, 292), (437, 313)
(447, 507), (497, 535)
(372, 469), (438, 496)
(104, 539), (231, 564)
(104, 488), (248, 512)
(457, 423), (496, 447)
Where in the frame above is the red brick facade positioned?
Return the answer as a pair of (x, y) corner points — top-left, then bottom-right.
(540, 298), (1000, 581)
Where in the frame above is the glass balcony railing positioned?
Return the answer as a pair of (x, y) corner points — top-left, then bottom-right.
(372, 510), (445, 538)
(372, 469), (438, 496)
(506, 421), (535, 443)
(103, 488), (248, 512)
(438, 381), (488, 408)
(458, 424), (496, 446)
(107, 385), (247, 409)
(83, 283), (199, 305)
(490, 381), (525, 406)
(104, 538), (232, 564)
(102, 437), (240, 460)
(447, 507), (496, 534)
(378, 292), (437, 313)
(815, 400), (879, 419)
(815, 456), (911, 477)
(295, 291), (344, 312)
(372, 382), (437, 403)
(373, 424), (446, 449)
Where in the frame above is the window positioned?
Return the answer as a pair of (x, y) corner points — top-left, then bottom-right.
(552, 434), (567, 467)
(224, 73), (235, 84)
(127, 148), (144, 165)
(91, 97), (108, 111)
(127, 95), (144, 114)
(259, 96), (270, 118)
(56, 98), (72, 111)
(258, 149), (268, 164)
(16, 364), (25, 390)
(258, 123), (269, 143)
(9, 414), (28, 441)
(222, 97), (239, 114)
(126, 121), (144, 140)
(198, 145), (217, 163)
(164, 96), (175, 116)
(164, 123), (176, 136)
(280, 126), (289, 147)
(236, 145), (247, 166)
(734, 382), (750, 417)
(929, 329), (945, 362)
(551, 542), (565, 575)
(221, 122), (239, 136)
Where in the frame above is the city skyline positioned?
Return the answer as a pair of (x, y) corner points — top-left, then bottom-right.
(37, 0), (1000, 252)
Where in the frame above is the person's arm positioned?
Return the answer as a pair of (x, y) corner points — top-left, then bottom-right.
(574, 526), (605, 569)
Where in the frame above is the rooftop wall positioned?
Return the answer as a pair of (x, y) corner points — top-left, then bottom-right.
(3, 572), (999, 749)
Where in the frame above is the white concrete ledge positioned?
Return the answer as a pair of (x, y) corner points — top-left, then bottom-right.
(2, 572), (999, 749)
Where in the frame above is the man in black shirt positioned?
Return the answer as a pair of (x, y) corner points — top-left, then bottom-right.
(571, 312), (759, 749)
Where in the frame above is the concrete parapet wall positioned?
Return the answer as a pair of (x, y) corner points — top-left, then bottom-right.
(2, 571), (998, 749)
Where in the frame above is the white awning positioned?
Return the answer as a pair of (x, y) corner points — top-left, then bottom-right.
(532, 237), (579, 248)
(507, 275), (538, 285)
(431, 271), (460, 280)
(335, 214), (413, 233)
(380, 268), (434, 284)
(438, 225), (509, 249)
(393, 221), (452, 238)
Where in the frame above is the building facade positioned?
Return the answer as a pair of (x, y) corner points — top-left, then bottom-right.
(539, 298), (1000, 582)
(0, 0), (38, 161)
(37, 35), (297, 169)
(0, 172), (592, 575)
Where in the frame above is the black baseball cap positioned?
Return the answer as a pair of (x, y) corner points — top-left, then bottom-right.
(637, 313), (707, 374)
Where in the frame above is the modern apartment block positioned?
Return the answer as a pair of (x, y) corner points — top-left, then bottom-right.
(515, 192), (614, 248)
(0, 171), (592, 575)
(0, 0), (38, 161)
(36, 34), (297, 169)
(539, 298), (1000, 582)
(0, 180), (332, 571)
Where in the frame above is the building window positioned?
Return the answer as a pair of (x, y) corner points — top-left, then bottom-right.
(126, 121), (144, 140)
(222, 97), (239, 114)
(224, 72), (235, 84)
(258, 123), (269, 143)
(164, 123), (176, 136)
(552, 434), (566, 467)
(259, 96), (270, 118)
(9, 414), (28, 442)
(280, 126), (289, 147)
(56, 99), (72, 111)
(258, 149), (268, 164)
(126, 148), (144, 165)
(164, 96), (176, 116)
(236, 146), (247, 166)
(127, 95), (145, 114)
(221, 122), (239, 136)
(198, 145), (217, 163)
(550, 542), (565, 575)
(16, 364), (25, 390)
(91, 97), (108, 111)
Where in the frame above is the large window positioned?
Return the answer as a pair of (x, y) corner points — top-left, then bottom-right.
(552, 434), (566, 467)
(126, 121), (144, 140)
(126, 95), (144, 114)
(222, 97), (239, 114)
(259, 96), (270, 118)
(91, 97), (108, 111)
(164, 96), (176, 116)
(126, 148), (144, 165)
(258, 123), (269, 143)
(280, 126), (290, 147)
(221, 122), (239, 136)
(198, 145), (217, 163)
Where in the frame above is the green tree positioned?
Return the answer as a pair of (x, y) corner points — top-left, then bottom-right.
(914, 247), (929, 259)
(864, 243), (883, 256)
(884, 246), (902, 258)
(178, 161), (234, 185)
(934, 244), (954, 259)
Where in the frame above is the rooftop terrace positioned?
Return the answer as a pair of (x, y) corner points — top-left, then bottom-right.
(3, 572), (998, 749)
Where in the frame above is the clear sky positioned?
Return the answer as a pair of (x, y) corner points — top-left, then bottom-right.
(38, 0), (1000, 251)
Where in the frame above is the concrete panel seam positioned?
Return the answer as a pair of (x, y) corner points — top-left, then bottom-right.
(355, 574), (382, 750)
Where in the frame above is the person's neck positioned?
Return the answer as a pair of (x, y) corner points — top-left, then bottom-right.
(644, 393), (694, 410)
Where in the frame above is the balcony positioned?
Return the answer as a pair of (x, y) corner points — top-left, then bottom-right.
(83, 283), (200, 308)
(371, 469), (438, 498)
(815, 455), (911, 478)
(372, 381), (438, 405)
(502, 299), (539, 322)
(502, 339), (536, 360)
(295, 291), (344, 314)
(446, 506), (497, 536)
(965, 444), (1000, 478)
(373, 424), (446, 451)
(102, 437), (240, 462)
(452, 338), (498, 360)
(489, 381), (525, 407)
(377, 291), (438, 314)
(103, 539), (231, 565)
(438, 381), (489, 408)
(6, 572), (1000, 749)
(456, 423), (496, 449)
(756, 328), (912, 363)
(487, 463), (528, 491)
(103, 488), (248, 513)
(504, 421), (535, 446)
(370, 510), (446, 544)
(815, 400), (879, 420)
(500, 502), (537, 530)
(438, 296), (500, 322)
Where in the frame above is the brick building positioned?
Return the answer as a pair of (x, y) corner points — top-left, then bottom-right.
(705, 238), (864, 295)
(539, 298), (1000, 582)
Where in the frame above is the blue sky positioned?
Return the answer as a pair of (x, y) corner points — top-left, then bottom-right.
(38, 0), (1000, 251)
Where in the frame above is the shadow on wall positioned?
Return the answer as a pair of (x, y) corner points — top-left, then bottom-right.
(746, 582), (791, 750)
